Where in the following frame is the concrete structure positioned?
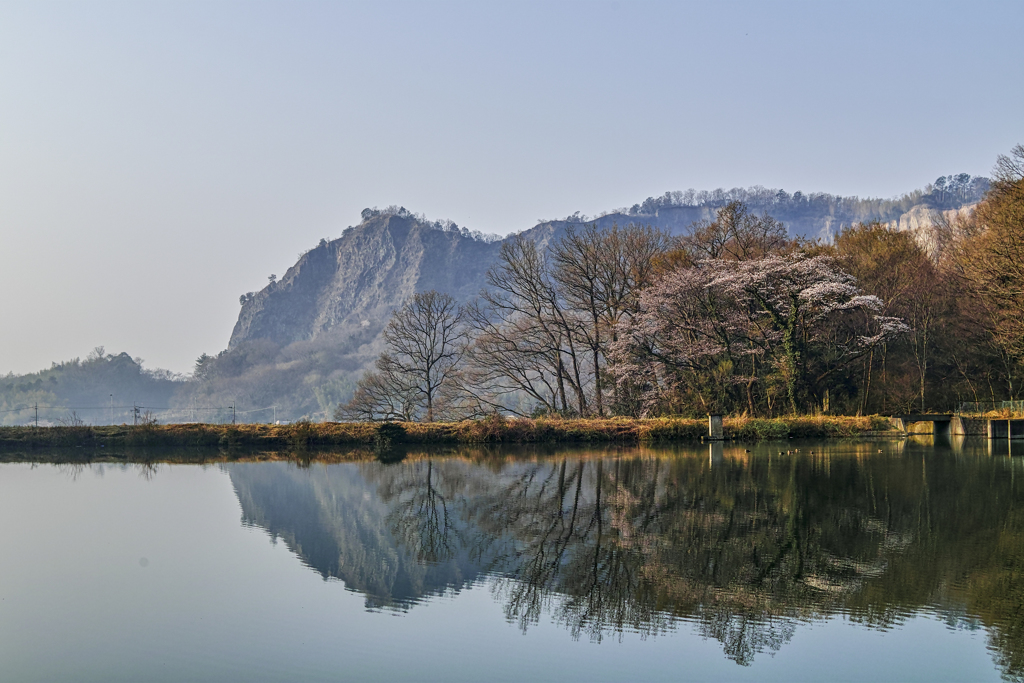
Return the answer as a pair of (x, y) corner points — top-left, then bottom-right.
(893, 414), (952, 437)
(951, 416), (986, 436)
(708, 414), (723, 441)
(987, 419), (1024, 440)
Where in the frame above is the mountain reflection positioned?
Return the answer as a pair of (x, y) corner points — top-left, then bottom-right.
(225, 442), (1024, 674)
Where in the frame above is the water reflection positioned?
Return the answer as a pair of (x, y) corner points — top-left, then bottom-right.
(225, 440), (1024, 675)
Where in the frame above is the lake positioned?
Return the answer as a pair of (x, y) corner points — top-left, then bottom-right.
(1, 437), (1021, 681)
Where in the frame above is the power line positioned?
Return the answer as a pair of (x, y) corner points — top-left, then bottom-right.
(0, 404), (268, 412)
(0, 403), (289, 423)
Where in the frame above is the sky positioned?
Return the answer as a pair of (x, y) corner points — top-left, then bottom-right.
(0, 0), (1021, 376)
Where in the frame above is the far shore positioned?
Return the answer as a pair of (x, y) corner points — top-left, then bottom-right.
(0, 415), (901, 451)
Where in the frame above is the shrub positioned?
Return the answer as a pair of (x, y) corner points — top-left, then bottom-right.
(375, 421), (406, 450)
(732, 418), (790, 440)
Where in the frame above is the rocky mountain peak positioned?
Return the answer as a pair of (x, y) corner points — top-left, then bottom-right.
(229, 212), (504, 349)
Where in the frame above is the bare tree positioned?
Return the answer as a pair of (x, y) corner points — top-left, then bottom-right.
(338, 291), (467, 422)
(463, 226), (671, 417)
(474, 235), (589, 414)
(551, 226), (608, 414)
(381, 291), (467, 422)
(335, 369), (420, 422)
(681, 201), (791, 262)
(993, 143), (1024, 187)
(947, 143), (1024, 393)
(551, 223), (672, 415)
(462, 303), (565, 415)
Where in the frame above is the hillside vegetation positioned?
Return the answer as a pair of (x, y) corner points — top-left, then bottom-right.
(0, 347), (181, 426)
(337, 151), (1021, 421)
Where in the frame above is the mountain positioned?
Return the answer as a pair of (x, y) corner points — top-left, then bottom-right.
(231, 211), (504, 349)
(612, 175), (989, 239)
(192, 178), (985, 419)
(230, 177), (987, 351)
(177, 212), (507, 419)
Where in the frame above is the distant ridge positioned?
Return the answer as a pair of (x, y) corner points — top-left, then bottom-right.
(558, 173), (989, 241)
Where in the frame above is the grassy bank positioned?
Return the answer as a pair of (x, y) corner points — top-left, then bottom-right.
(0, 415), (897, 451)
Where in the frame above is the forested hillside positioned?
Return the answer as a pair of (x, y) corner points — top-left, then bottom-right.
(609, 173), (988, 239)
(338, 155), (1022, 420)
(0, 348), (182, 425)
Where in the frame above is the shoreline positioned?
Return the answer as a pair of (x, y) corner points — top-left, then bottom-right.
(0, 415), (900, 450)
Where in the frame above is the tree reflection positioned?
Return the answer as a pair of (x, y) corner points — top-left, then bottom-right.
(697, 610), (796, 666)
(377, 459), (459, 564)
(228, 444), (1024, 677)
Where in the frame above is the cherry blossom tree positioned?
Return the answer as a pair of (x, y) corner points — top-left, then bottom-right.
(612, 254), (909, 416)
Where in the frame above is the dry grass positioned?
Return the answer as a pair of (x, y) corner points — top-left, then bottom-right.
(0, 414), (899, 451)
(963, 409), (1024, 419)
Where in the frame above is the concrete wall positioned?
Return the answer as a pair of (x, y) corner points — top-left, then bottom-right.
(952, 416), (986, 436)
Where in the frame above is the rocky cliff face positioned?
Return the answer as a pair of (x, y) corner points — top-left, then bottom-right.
(228, 196), (980, 352)
(230, 214), (504, 348)
(883, 204), (975, 257)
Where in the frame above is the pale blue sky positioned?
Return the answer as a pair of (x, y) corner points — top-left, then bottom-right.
(1, 0), (1021, 375)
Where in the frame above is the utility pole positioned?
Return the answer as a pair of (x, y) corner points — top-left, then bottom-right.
(231, 404), (235, 425)
(34, 402), (38, 428)
(133, 403), (137, 426)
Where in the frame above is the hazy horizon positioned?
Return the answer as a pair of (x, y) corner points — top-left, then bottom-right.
(2, 0), (1021, 376)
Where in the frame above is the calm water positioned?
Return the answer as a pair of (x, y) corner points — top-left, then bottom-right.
(1, 437), (1022, 682)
